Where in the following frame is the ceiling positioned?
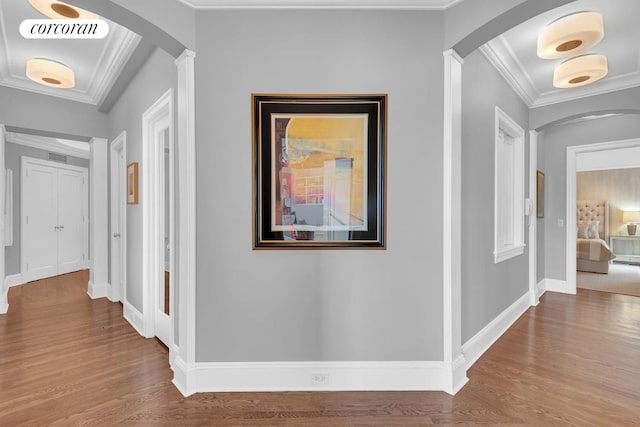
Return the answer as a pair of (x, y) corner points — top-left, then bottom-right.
(2, 0), (637, 114)
(481, 0), (640, 108)
(0, 0), (140, 107)
(177, 0), (462, 8)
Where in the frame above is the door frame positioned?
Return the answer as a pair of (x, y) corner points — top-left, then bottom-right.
(0, 125), (6, 314)
(20, 156), (89, 283)
(141, 88), (174, 346)
(109, 132), (127, 303)
(528, 130), (540, 305)
(566, 138), (640, 294)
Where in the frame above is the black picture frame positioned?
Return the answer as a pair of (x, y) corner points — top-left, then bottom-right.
(252, 94), (387, 249)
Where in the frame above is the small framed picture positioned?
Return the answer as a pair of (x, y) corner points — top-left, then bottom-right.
(536, 170), (544, 218)
(127, 162), (139, 204)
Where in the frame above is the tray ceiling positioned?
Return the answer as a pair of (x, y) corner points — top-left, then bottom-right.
(0, 0), (140, 105)
(481, 0), (640, 107)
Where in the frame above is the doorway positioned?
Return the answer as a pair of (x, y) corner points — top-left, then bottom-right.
(566, 138), (640, 294)
(110, 132), (127, 303)
(142, 89), (174, 348)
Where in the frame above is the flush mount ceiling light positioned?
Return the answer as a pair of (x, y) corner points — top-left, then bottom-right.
(26, 58), (75, 89)
(553, 54), (608, 89)
(28, 0), (99, 19)
(537, 11), (604, 59)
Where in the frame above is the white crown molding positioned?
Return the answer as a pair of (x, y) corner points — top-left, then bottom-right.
(176, 0), (463, 9)
(479, 36), (538, 107)
(5, 132), (90, 159)
(482, 36), (640, 109)
(532, 70), (640, 108)
(88, 26), (141, 106)
(0, 6), (139, 106)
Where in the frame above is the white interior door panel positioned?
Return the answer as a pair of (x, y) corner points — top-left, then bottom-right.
(22, 163), (58, 281)
(57, 169), (87, 274)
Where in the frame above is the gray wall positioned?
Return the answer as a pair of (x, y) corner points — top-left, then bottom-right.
(4, 142), (89, 275)
(540, 114), (640, 280)
(461, 50), (530, 342)
(0, 86), (107, 139)
(107, 47), (177, 311)
(195, 10), (444, 362)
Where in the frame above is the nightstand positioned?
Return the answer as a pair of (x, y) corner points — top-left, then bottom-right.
(610, 235), (640, 264)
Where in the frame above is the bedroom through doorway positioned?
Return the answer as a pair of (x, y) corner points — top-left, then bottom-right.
(573, 144), (640, 298)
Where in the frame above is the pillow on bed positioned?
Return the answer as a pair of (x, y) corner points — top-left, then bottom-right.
(588, 221), (600, 239)
(577, 222), (590, 238)
(578, 221), (600, 239)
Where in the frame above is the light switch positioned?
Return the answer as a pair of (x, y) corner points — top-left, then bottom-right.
(557, 219), (564, 227)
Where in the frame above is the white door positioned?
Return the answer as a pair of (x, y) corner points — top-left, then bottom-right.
(142, 90), (173, 348)
(22, 158), (89, 282)
(155, 128), (171, 347)
(57, 169), (87, 274)
(110, 134), (126, 302)
(22, 162), (58, 281)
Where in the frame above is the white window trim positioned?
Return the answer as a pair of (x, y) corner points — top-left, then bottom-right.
(493, 106), (525, 264)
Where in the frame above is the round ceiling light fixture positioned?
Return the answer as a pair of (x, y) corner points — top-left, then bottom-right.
(537, 11), (604, 59)
(553, 54), (608, 89)
(27, 0), (99, 20)
(26, 58), (75, 89)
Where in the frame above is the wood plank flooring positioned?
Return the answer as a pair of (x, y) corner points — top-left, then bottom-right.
(1, 271), (639, 425)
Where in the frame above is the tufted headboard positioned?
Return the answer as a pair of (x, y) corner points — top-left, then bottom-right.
(577, 200), (609, 240)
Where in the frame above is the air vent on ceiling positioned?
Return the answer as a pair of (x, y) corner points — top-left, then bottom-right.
(49, 153), (68, 163)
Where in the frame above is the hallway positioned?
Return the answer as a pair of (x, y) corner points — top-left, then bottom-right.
(0, 271), (639, 425)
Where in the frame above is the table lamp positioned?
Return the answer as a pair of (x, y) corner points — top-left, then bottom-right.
(622, 211), (640, 235)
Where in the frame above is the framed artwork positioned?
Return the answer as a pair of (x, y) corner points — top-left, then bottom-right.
(252, 94), (387, 249)
(127, 162), (139, 204)
(536, 170), (544, 218)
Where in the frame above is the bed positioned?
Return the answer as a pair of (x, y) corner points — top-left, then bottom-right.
(576, 200), (616, 274)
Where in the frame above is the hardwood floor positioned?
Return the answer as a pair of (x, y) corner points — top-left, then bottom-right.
(1, 271), (639, 425)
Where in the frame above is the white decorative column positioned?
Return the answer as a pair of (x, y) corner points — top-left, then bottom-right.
(442, 49), (467, 394)
(88, 137), (110, 298)
(529, 130), (539, 306)
(171, 49), (197, 397)
(0, 125), (6, 314)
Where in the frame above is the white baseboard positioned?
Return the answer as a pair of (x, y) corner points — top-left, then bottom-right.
(462, 290), (531, 370)
(0, 290), (7, 314)
(442, 354), (468, 395)
(540, 278), (572, 294)
(123, 300), (150, 338)
(87, 281), (110, 299)
(171, 357), (454, 397)
(4, 273), (25, 288)
(536, 279), (547, 301)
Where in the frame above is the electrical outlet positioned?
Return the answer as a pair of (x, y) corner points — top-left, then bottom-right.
(311, 372), (329, 385)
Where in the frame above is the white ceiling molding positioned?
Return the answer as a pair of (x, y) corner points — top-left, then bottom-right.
(5, 132), (90, 159)
(87, 27), (141, 106)
(532, 70), (640, 108)
(176, 0), (463, 9)
(0, 6), (140, 106)
(482, 37), (640, 109)
(479, 36), (539, 107)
